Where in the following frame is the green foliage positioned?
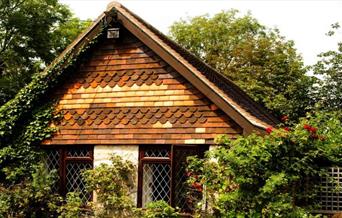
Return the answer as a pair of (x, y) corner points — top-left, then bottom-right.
(0, 30), (103, 148)
(74, 155), (181, 218)
(0, 22), (104, 216)
(187, 111), (342, 217)
(0, 0), (91, 105)
(169, 10), (315, 120)
(57, 192), (83, 218)
(142, 200), (180, 218)
(312, 23), (342, 112)
(0, 164), (61, 217)
(82, 155), (137, 218)
(0, 104), (58, 184)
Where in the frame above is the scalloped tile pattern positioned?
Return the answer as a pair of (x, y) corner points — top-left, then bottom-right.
(45, 29), (242, 145)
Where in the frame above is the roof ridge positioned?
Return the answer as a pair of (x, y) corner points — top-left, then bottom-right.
(115, 4), (279, 127)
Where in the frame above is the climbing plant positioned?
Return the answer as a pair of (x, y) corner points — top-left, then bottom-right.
(0, 28), (105, 182)
(0, 15), (110, 216)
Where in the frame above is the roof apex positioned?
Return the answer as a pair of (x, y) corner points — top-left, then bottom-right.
(106, 1), (122, 11)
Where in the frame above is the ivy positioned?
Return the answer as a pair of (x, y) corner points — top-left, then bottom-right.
(0, 28), (103, 143)
(0, 104), (58, 183)
(0, 28), (104, 182)
(0, 23), (106, 217)
(0, 9), (120, 145)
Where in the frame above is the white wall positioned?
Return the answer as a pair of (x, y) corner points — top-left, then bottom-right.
(93, 145), (139, 205)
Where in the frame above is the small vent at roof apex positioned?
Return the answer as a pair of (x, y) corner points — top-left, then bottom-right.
(107, 28), (120, 39)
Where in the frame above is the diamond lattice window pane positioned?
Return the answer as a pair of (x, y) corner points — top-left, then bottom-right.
(142, 163), (171, 207)
(174, 148), (199, 212)
(144, 149), (170, 158)
(66, 162), (92, 202)
(318, 167), (342, 212)
(46, 150), (60, 171)
(67, 147), (91, 157)
(45, 150), (60, 192)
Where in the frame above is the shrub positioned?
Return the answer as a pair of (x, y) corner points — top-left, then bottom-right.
(142, 200), (180, 218)
(0, 163), (61, 217)
(56, 192), (83, 218)
(187, 111), (342, 217)
(82, 155), (137, 218)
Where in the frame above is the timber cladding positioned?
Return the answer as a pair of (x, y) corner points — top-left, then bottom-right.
(44, 28), (243, 145)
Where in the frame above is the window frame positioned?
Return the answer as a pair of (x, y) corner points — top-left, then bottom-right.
(44, 145), (93, 197)
(137, 144), (208, 208)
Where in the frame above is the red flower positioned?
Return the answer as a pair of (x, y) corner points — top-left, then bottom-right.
(284, 127), (290, 132)
(192, 182), (203, 192)
(281, 115), (289, 122)
(303, 124), (311, 131)
(310, 127), (317, 133)
(303, 124), (317, 133)
(192, 182), (202, 188)
(266, 127), (273, 134)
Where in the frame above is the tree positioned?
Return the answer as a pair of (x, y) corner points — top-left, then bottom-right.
(312, 23), (342, 112)
(169, 10), (315, 120)
(0, 0), (91, 105)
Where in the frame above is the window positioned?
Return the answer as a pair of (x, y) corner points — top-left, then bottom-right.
(138, 145), (207, 212)
(45, 146), (93, 202)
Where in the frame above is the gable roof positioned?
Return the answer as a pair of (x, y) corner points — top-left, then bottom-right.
(47, 1), (278, 134)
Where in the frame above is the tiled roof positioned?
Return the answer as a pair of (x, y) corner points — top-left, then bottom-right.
(42, 1), (279, 139)
(120, 5), (278, 128)
(111, 2), (278, 130)
(44, 34), (242, 145)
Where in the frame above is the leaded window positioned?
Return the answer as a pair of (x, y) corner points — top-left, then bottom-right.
(142, 163), (171, 206)
(138, 145), (207, 212)
(173, 147), (202, 212)
(45, 146), (93, 202)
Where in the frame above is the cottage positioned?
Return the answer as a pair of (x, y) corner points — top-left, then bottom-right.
(41, 2), (278, 210)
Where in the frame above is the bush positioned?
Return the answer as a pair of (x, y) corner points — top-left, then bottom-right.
(56, 192), (83, 218)
(82, 155), (137, 218)
(142, 200), (180, 218)
(0, 163), (61, 217)
(41, 154), (182, 218)
(187, 111), (342, 217)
